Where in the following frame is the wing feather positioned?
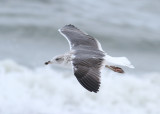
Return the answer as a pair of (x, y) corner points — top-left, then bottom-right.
(59, 24), (102, 51)
(74, 66), (101, 93)
(73, 55), (104, 93)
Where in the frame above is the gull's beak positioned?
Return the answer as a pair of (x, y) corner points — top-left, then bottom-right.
(44, 61), (51, 65)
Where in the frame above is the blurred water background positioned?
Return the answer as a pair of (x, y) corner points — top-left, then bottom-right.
(0, 0), (160, 114)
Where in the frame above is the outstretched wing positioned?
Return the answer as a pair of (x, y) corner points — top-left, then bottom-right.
(72, 55), (104, 93)
(58, 24), (103, 51)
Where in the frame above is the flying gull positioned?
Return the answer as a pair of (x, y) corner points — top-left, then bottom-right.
(45, 24), (134, 93)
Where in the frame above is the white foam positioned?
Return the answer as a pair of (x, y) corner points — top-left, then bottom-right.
(0, 59), (160, 114)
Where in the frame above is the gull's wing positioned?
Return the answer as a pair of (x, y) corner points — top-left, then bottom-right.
(72, 54), (104, 93)
(58, 24), (103, 51)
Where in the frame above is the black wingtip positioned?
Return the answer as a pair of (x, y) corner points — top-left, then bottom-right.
(92, 89), (99, 93)
(63, 24), (78, 29)
(67, 24), (75, 27)
(77, 76), (100, 93)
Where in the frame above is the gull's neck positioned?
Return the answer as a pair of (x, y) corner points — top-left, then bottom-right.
(62, 53), (72, 64)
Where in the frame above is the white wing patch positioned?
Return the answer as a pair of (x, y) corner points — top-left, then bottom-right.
(95, 39), (104, 51)
(58, 29), (72, 50)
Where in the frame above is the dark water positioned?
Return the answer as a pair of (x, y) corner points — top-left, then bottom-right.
(0, 0), (160, 72)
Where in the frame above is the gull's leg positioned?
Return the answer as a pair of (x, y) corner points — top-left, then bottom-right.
(105, 65), (124, 73)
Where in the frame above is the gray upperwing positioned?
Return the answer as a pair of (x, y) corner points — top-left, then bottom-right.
(59, 24), (99, 50)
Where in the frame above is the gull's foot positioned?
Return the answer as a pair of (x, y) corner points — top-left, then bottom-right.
(105, 65), (124, 73)
(110, 66), (124, 73)
(44, 61), (51, 65)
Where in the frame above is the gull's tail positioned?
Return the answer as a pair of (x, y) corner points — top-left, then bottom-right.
(104, 55), (134, 68)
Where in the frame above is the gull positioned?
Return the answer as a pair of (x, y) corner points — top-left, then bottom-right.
(45, 24), (134, 93)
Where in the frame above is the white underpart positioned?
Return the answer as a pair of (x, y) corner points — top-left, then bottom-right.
(58, 29), (72, 50)
(104, 54), (134, 68)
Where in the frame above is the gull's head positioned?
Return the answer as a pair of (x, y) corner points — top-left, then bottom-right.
(45, 55), (64, 65)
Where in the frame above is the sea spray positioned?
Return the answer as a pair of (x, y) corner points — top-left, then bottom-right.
(0, 59), (159, 114)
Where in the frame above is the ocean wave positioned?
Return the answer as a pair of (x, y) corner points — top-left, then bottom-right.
(0, 0), (160, 41)
(0, 59), (160, 114)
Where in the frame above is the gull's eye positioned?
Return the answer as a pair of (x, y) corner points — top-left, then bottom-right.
(56, 58), (59, 60)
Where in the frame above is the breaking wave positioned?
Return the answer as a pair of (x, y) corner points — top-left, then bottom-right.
(0, 59), (159, 114)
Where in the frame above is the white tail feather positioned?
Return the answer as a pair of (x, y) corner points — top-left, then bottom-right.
(104, 55), (134, 68)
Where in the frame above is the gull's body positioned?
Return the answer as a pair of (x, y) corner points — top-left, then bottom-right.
(45, 24), (134, 93)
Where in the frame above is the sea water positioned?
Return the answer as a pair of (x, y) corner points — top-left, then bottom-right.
(0, 0), (160, 114)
